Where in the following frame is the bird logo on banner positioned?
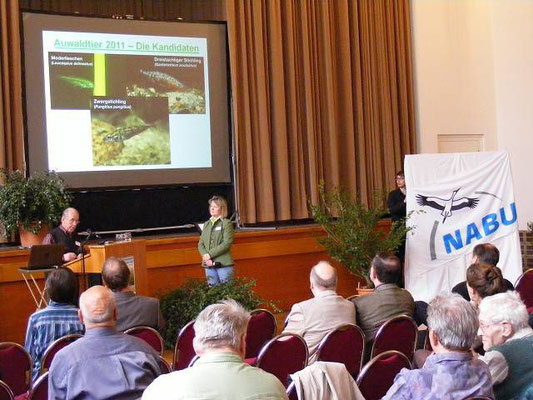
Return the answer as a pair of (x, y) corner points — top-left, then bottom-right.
(416, 188), (479, 223)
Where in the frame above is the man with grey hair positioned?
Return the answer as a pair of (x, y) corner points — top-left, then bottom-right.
(478, 291), (533, 399)
(48, 286), (161, 399)
(143, 299), (288, 399)
(383, 293), (493, 399)
(283, 261), (356, 363)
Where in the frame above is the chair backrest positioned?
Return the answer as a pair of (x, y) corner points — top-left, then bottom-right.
(158, 356), (172, 374)
(0, 342), (32, 396)
(371, 315), (418, 361)
(345, 295), (358, 302)
(125, 326), (164, 356)
(356, 350), (411, 400)
(173, 320), (196, 371)
(40, 333), (83, 374)
(316, 324), (365, 377)
(27, 372), (48, 400)
(515, 269), (533, 309)
(256, 333), (308, 388)
(245, 309), (277, 359)
(0, 380), (14, 400)
(286, 381), (298, 400)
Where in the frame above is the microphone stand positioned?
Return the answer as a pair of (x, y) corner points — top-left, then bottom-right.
(79, 230), (95, 291)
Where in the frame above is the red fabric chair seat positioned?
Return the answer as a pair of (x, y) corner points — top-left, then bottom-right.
(245, 309), (277, 359)
(371, 315), (418, 361)
(255, 333), (308, 388)
(0, 343), (32, 396)
(173, 320), (196, 371)
(316, 324), (365, 378)
(124, 326), (164, 356)
(356, 350), (411, 400)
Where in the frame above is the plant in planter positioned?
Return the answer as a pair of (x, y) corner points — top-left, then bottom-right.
(159, 277), (279, 348)
(0, 170), (72, 245)
(310, 182), (413, 287)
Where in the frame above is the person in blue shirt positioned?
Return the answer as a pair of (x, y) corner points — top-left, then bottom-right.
(24, 267), (84, 382)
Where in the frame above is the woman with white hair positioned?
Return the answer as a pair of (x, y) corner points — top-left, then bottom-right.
(478, 291), (533, 399)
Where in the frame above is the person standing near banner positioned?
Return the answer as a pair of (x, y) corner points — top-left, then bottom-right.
(387, 170), (407, 223)
(387, 171), (407, 282)
(198, 196), (235, 285)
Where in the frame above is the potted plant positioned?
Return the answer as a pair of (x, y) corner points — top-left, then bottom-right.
(0, 170), (72, 246)
(310, 182), (413, 290)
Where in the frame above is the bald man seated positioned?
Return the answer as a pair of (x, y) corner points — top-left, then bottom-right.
(48, 286), (161, 399)
(282, 261), (356, 363)
(102, 257), (164, 332)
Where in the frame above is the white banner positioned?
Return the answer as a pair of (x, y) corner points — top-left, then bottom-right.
(405, 151), (522, 302)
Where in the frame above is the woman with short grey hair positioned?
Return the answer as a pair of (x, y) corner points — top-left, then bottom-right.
(478, 291), (533, 399)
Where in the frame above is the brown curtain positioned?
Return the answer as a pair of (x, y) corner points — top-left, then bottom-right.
(227, 0), (416, 224)
(0, 0), (25, 174)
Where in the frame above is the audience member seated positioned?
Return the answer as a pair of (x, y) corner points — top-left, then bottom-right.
(383, 293), (493, 399)
(283, 261), (356, 363)
(102, 257), (164, 332)
(452, 243), (514, 301)
(350, 253), (414, 343)
(142, 299), (288, 400)
(478, 291), (533, 400)
(48, 285), (161, 399)
(466, 262), (507, 306)
(24, 267), (84, 382)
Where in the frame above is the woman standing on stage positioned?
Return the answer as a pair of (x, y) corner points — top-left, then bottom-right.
(198, 195), (235, 285)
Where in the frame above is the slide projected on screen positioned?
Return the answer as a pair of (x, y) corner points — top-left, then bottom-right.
(42, 31), (210, 172)
(23, 13), (230, 188)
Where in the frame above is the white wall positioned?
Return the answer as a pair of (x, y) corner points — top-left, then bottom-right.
(412, 0), (533, 228)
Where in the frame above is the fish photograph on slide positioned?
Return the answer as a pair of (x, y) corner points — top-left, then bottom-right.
(105, 54), (206, 114)
(91, 96), (170, 166)
(48, 52), (94, 109)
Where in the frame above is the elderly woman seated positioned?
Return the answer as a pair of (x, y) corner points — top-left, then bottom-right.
(478, 291), (533, 400)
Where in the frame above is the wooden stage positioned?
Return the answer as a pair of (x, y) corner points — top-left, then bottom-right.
(0, 224), (372, 344)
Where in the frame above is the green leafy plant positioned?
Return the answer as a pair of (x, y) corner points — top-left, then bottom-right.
(310, 182), (413, 286)
(0, 170), (72, 234)
(159, 277), (279, 348)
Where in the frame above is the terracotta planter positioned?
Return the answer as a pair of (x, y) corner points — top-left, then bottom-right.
(19, 224), (50, 247)
(356, 287), (374, 296)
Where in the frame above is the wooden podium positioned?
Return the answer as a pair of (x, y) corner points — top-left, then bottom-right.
(64, 239), (148, 296)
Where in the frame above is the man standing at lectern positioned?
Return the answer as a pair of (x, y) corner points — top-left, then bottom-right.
(43, 207), (81, 262)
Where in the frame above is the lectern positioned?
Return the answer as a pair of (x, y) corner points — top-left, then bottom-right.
(65, 239), (148, 296)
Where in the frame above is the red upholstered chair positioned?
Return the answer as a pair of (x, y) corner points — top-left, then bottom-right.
(40, 333), (83, 375)
(345, 295), (358, 302)
(245, 309), (277, 360)
(125, 326), (164, 356)
(173, 320), (196, 371)
(26, 372), (48, 400)
(0, 380), (14, 400)
(255, 333), (308, 388)
(356, 350), (411, 400)
(515, 269), (533, 309)
(371, 315), (418, 361)
(158, 356), (172, 374)
(316, 324), (365, 378)
(0, 343), (32, 396)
